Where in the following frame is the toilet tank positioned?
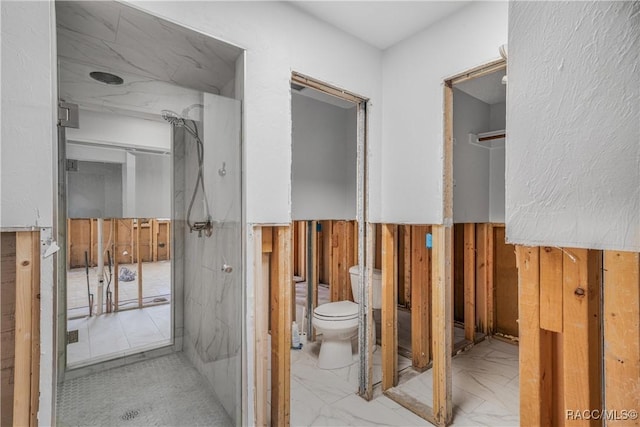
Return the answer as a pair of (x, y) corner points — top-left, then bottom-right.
(349, 265), (382, 309)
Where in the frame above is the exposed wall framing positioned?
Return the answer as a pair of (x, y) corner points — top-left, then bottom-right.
(67, 218), (171, 268)
(268, 225), (292, 426)
(516, 245), (609, 427)
(1, 231), (41, 427)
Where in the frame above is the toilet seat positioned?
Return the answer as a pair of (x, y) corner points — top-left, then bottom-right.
(313, 301), (358, 321)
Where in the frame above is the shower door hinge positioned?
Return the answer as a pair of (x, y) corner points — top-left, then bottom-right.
(58, 101), (79, 128)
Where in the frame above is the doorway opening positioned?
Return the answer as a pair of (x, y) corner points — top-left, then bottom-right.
(55, 1), (245, 425)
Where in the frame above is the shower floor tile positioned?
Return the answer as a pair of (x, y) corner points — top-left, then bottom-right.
(57, 352), (231, 427)
(66, 304), (171, 368)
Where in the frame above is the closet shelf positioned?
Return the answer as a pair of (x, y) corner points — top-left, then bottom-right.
(468, 130), (506, 149)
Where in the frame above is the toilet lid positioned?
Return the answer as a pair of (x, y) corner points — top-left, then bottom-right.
(314, 301), (358, 319)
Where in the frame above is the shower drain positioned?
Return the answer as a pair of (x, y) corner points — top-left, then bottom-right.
(121, 409), (140, 421)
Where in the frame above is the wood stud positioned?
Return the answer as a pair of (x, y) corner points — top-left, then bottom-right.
(270, 226), (292, 427)
(381, 224), (398, 391)
(463, 223), (475, 341)
(431, 225), (452, 426)
(603, 251), (640, 426)
(411, 225), (431, 369)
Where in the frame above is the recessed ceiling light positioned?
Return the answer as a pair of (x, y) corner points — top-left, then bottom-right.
(89, 71), (124, 85)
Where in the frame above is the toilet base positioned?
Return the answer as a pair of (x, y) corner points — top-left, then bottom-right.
(317, 337), (354, 370)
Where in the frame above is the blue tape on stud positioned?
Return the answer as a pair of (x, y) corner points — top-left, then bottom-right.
(426, 233), (432, 249)
(316, 223), (322, 232)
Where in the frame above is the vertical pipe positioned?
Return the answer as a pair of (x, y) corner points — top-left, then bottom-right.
(96, 217), (104, 315)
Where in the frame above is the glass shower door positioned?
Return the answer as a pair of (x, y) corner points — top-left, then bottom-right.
(180, 92), (242, 425)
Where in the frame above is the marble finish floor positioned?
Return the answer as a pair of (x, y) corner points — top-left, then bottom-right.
(66, 304), (171, 368)
(67, 260), (171, 317)
(286, 336), (519, 426)
(57, 352), (231, 426)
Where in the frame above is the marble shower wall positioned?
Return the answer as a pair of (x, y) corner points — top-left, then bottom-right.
(181, 94), (242, 423)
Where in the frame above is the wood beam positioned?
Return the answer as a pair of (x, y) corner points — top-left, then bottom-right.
(540, 247), (563, 333)
(137, 219), (142, 308)
(411, 225), (431, 370)
(13, 231), (39, 427)
(255, 227), (269, 427)
(463, 224), (475, 341)
(516, 245), (553, 427)
(431, 225), (452, 426)
(270, 226), (292, 427)
(113, 220), (119, 311)
(476, 224), (494, 334)
(562, 249), (601, 426)
(603, 251), (640, 426)
(381, 224), (398, 391)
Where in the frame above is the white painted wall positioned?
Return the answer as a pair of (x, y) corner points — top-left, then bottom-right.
(1, 1), (55, 229)
(1, 3), (56, 424)
(382, 1), (508, 223)
(67, 161), (123, 218)
(292, 93), (357, 220)
(66, 110), (171, 152)
(453, 89), (491, 223)
(128, 0), (383, 224)
(135, 153), (171, 218)
(507, 1), (640, 251)
(489, 102), (506, 223)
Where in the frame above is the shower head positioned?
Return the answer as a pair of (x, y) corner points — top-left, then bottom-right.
(161, 109), (185, 127)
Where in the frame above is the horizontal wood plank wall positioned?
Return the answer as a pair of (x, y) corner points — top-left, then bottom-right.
(411, 225), (431, 370)
(270, 226), (291, 427)
(603, 251), (640, 426)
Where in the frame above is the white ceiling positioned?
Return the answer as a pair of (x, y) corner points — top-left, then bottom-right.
(454, 69), (506, 105)
(289, 1), (471, 50)
(56, 1), (242, 96)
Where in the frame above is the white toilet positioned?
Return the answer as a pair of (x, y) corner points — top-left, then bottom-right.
(312, 265), (382, 369)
